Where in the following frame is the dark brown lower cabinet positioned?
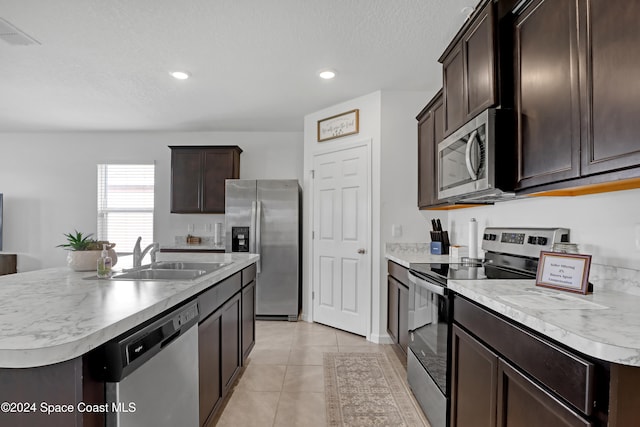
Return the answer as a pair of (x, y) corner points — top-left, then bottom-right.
(199, 293), (241, 427)
(387, 271), (409, 355)
(0, 254), (17, 275)
(198, 264), (255, 427)
(387, 276), (399, 343)
(451, 325), (498, 427)
(452, 296), (601, 427)
(0, 356), (104, 427)
(221, 294), (241, 395)
(199, 310), (222, 427)
(451, 324), (592, 427)
(241, 281), (256, 361)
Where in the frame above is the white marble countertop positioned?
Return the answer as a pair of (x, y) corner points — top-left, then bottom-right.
(449, 279), (640, 366)
(160, 243), (225, 251)
(0, 252), (259, 368)
(384, 244), (640, 366)
(385, 243), (452, 267)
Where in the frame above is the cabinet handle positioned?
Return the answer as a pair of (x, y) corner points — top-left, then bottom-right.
(357, 248), (366, 254)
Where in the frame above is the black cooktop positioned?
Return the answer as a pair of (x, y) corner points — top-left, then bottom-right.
(410, 262), (536, 286)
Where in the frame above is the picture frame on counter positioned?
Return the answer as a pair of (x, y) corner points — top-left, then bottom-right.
(536, 251), (592, 295)
(317, 109), (359, 142)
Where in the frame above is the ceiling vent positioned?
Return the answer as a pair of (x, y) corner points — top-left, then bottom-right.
(0, 18), (40, 46)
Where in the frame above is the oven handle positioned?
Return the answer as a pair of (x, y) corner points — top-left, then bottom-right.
(408, 272), (446, 297)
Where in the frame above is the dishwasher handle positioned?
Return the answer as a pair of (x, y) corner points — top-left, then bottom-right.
(160, 330), (182, 349)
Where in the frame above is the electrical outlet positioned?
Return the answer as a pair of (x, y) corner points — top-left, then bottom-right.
(392, 224), (402, 238)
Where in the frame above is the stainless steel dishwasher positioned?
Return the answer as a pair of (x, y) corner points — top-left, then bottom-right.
(101, 301), (199, 427)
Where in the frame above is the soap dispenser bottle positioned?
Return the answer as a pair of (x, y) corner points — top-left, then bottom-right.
(97, 244), (113, 278)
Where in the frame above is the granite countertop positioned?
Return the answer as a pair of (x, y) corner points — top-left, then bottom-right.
(0, 252), (259, 368)
(449, 279), (640, 367)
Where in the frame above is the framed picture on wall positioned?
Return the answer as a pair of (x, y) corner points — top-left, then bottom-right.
(317, 109), (359, 142)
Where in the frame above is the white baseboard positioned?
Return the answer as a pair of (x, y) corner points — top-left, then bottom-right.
(369, 332), (394, 344)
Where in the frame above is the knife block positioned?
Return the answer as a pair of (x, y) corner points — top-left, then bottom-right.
(430, 230), (450, 255)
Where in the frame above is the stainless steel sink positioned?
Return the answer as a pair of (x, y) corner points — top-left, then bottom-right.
(111, 269), (208, 281)
(86, 260), (231, 281)
(151, 261), (229, 271)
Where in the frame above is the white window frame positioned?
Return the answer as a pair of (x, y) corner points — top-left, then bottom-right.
(97, 163), (155, 255)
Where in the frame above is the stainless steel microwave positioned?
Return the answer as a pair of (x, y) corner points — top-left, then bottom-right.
(437, 108), (516, 202)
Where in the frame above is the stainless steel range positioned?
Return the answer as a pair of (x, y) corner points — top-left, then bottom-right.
(406, 227), (570, 427)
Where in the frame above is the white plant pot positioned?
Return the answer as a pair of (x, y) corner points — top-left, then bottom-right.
(67, 250), (118, 272)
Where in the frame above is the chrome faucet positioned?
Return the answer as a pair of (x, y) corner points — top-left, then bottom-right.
(132, 237), (159, 267)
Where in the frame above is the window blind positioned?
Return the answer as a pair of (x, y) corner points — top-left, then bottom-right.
(97, 164), (155, 254)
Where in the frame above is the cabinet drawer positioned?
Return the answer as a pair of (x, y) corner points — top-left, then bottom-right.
(242, 263), (256, 287)
(497, 358), (592, 427)
(454, 296), (595, 414)
(198, 272), (242, 320)
(387, 261), (409, 287)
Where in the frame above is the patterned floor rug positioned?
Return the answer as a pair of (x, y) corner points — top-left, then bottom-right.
(324, 352), (429, 426)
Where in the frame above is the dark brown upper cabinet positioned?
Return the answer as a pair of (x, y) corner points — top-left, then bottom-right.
(583, 0), (640, 176)
(514, 0), (640, 193)
(441, 0), (497, 137)
(417, 90), (444, 208)
(170, 146), (242, 213)
(514, 0), (585, 190)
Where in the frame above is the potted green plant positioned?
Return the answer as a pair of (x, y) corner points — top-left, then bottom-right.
(57, 230), (117, 271)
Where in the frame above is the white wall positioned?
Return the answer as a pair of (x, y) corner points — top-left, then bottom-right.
(446, 189), (640, 269)
(379, 90), (440, 337)
(380, 91), (435, 245)
(303, 90), (437, 342)
(0, 131), (303, 271)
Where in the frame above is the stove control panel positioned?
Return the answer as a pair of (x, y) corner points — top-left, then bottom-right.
(482, 227), (570, 258)
(501, 232), (526, 245)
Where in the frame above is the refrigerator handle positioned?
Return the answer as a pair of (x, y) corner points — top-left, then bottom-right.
(250, 201), (257, 255)
(256, 200), (262, 273)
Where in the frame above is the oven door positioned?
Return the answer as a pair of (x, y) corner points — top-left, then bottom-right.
(407, 271), (451, 427)
(438, 109), (491, 200)
(408, 272), (451, 395)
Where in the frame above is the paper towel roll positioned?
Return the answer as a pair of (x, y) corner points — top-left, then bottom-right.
(469, 218), (478, 260)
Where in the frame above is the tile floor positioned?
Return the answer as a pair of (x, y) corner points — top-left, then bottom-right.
(213, 320), (428, 427)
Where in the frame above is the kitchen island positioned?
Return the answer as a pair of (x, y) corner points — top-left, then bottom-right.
(0, 252), (258, 427)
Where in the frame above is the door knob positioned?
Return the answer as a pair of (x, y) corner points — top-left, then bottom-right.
(357, 248), (366, 254)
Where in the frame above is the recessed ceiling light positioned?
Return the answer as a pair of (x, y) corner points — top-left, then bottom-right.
(170, 71), (190, 80)
(318, 69), (336, 80)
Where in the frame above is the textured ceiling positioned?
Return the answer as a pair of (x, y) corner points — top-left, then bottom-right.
(0, 0), (475, 132)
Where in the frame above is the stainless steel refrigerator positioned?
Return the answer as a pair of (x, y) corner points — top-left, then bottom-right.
(225, 179), (301, 321)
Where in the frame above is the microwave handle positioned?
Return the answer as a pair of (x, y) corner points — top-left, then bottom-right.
(465, 130), (479, 180)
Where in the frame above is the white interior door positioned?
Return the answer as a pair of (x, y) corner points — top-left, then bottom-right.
(312, 143), (370, 336)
